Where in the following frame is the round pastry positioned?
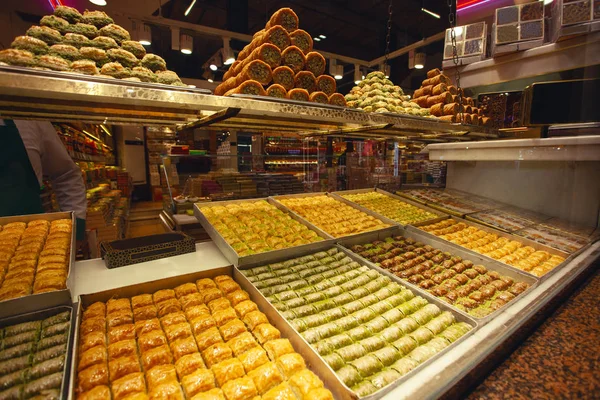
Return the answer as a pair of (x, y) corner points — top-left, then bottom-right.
(70, 59), (99, 75)
(266, 84), (287, 98)
(54, 5), (82, 24)
(290, 29), (313, 54)
(0, 49), (36, 67)
(235, 60), (272, 86)
(79, 47), (108, 66)
(287, 88), (309, 102)
(100, 61), (131, 78)
(272, 66), (295, 91)
(82, 10), (114, 28)
(226, 80), (267, 96)
(63, 33), (91, 48)
(156, 70), (183, 85)
(131, 66), (157, 82)
(261, 25), (291, 51)
(90, 36), (118, 50)
(26, 26), (62, 45)
(249, 43), (281, 69)
(141, 54), (167, 72)
(121, 41), (146, 59)
(65, 23), (98, 39)
(294, 71), (316, 93)
(49, 44), (80, 61)
(316, 75), (336, 96)
(329, 93), (347, 107)
(11, 36), (48, 55)
(309, 91), (329, 104)
(99, 24), (131, 44)
(281, 46), (305, 73)
(107, 48), (139, 68)
(40, 15), (69, 34)
(266, 8), (299, 33)
(305, 52), (326, 76)
(36, 55), (70, 71)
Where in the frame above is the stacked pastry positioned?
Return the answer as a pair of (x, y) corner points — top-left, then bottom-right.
(419, 219), (565, 277)
(75, 275), (333, 400)
(340, 192), (439, 225)
(243, 247), (473, 397)
(215, 8), (347, 106)
(199, 200), (323, 257)
(345, 71), (432, 117)
(350, 235), (532, 317)
(411, 69), (490, 125)
(0, 5), (185, 85)
(0, 310), (71, 399)
(277, 195), (390, 238)
(0, 218), (71, 301)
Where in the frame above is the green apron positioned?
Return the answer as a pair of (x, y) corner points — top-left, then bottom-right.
(0, 119), (45, 216)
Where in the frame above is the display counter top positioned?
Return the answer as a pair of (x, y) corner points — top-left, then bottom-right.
(71, 237), (600, 399)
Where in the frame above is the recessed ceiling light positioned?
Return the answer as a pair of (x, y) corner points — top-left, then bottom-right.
(319, 34), (326, 39)
(89, 0), (107, 5)
(209, 64), (217, 71)
(208, 78), (214, 83)
(314, 37), (321, 41)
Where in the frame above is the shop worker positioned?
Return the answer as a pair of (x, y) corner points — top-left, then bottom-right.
(0, 119), (86, 241)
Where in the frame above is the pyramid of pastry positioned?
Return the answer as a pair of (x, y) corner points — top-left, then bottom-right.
(214, 8), (347, 107)
(411, 68), (490, 125)
(0, 5), (185, 86)
(345, 71), (432, 117)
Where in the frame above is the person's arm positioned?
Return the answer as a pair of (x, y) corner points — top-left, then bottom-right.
(16, 120), (87, 239)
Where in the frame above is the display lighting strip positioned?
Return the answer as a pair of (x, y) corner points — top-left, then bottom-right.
(457, 0), (494, 12)
(46, 0), (63, 10)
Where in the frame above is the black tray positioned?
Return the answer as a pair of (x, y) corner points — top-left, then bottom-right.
(100, 232), (196, 269)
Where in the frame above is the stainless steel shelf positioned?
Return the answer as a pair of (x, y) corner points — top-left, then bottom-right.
(0, 69), (496, 138)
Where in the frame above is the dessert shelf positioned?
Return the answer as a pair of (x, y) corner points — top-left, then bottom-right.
(0, 69), (496, 139)
(424, 136), (600, 161)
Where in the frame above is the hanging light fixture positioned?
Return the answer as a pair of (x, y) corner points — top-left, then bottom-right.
(379, 64), (391, 78)
(89, 0), (107, 6)
(222, 38), (235, 65)
(180, 34), (193, 54)
(138, 24), (151, 46)
(334, 65), (344, 80)
(329, 59), (338, 77)
(414, 53), (426, 69)
(353, 64), (362, 84)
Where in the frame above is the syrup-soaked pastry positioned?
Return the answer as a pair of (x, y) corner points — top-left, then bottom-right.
(156, 299), (181, 318)
(190, 388), (225, 400)
(160, 312), (187, 329)
(80, 317), (106, 336)
(227, 332), (257, 357)
(190, 315), (217, 335)
(108, 339), (137, 360)
(234, 301), (258, 319)
(175, 353), (206, 380)
(288, 369), (324, 398)
(215, 278), (241, 295)
(174, 283), (198, 298)
(208, 298), (231, 314)
(252, 324), (281, 346)
(181, 368), (216, 398)
(196, 278), (217, 291)
(148, 382), (184, 400)
(80, 331), (106, 353)
(79, 345), (108, 372)
(211, 358), (246, 387)
(111, 372), (146, 400)
(145, 364), (178, 391)
(275, 353), (306, 379)
(226, 290), (249, 307)
(212, 308), (237, 327)
(202, 342), (233, 368)
(77, 363), (109, 392)
(186, 304), (211, 321)
(180, 294), (205, 311)
(109, 355), (142, 382)
(263, 382), (296, 400)
(221, 376), (258, 400)
(153, 289), (176, 304)
(263, 339), (294, 361)
(140, 345), (173, 371)
(195, 327), (223, 352)
(77, 385), (111, 400)
(108, 324), (136, 344)
(242, 311), (268, 331)
(238, 346), (269, 373)
(170, 336), (199, 361)
(134, 319), (161, 337)
(106, 299), (131, 315)
(219, 319), (246, 341)
(138, 331), (167, 353)
(247, 361), (284, 395)
(133, 306), (157, 322)
(107, 310), (134, 329)
(164, 323), (193, 343)
(131, 294), (153, 310)
(200, 288), (223, 304)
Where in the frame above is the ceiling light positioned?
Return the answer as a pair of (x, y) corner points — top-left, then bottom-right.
(452, 26), (463, 37)
(222, 38), (235, 65)
(329, 58), (338, 76)
(319, 34), (326, 39)
(89, 0), (107, 6)
(414, 53), (426, 69)
(180, 34), (193, 54)
(543, 0), (553, 4)
(184, 0), (197, 16)
(353, 64), (362, 85)
(138, 24), (151, 46)
(314, 37), (321, 42)
(209, 64), (217, 71)
(421, 8), (440, 19)
(334, 65), (344, 80)
(379, 64), (391, 78)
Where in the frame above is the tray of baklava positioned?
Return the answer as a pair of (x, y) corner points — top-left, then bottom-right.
(70, 266), (338, 400)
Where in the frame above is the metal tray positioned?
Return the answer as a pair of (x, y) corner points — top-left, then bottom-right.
(0, 211), (75, 318)
(395, 190), (434, 206)
(0, 64), (212, 94)
(270, 192), (398, 242)
(336, 226), (539, 325)
(466, 206), (552, 234)
(235, 245), (478, 400)
(68, 266), (345, 399)
(230, 93), (362, 112)
(409, 216), (571, 282)
(193, 197), (335, 268)
(0, 302), (75, 400)
(330, 188), (449, 227)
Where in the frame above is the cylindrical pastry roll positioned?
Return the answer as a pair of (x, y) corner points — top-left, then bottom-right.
(235, 60), (272, 86)
(316, 75), (336, 96)
(422, 74), (450, 86)
(427, 68), (441, 78)
(471, 106), (479, 115)
(430, 103), (444, 117)
(290, 29), (313, 54)
(237, 42), (255, 62)
(432, 83), (448, 96)
(464, 105), (472, 114)
(281, 46), (305, 73)
(225, 80), (267, 96)
(414, 96), (429, 108)
(214, 77), (236, 96)
(439, 115), (456, 122)
(466, 97), (474, 106)
(328, 93), (346, 107)
(470, 114), (480, 125)
(287, 88), (309, 101)
(294, 71), (316, 92)
(223, 60), (240, 81)
(261, 26), (291, 51)
(304, 52), (326, 76)
(309, 91), (328, 104)
(266, 84), (287, 98)
(481, 116), (491, 126)
(443, 102), (459, 115)
(272, 66), (295, 90)
(266, 8), (299, 32)
(413, 87), (425, 98)
(252, 43), (282, 68)
(448, 85), (458, 95)
(457, 113), (472, 124)
(426, 92), (452, 107)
